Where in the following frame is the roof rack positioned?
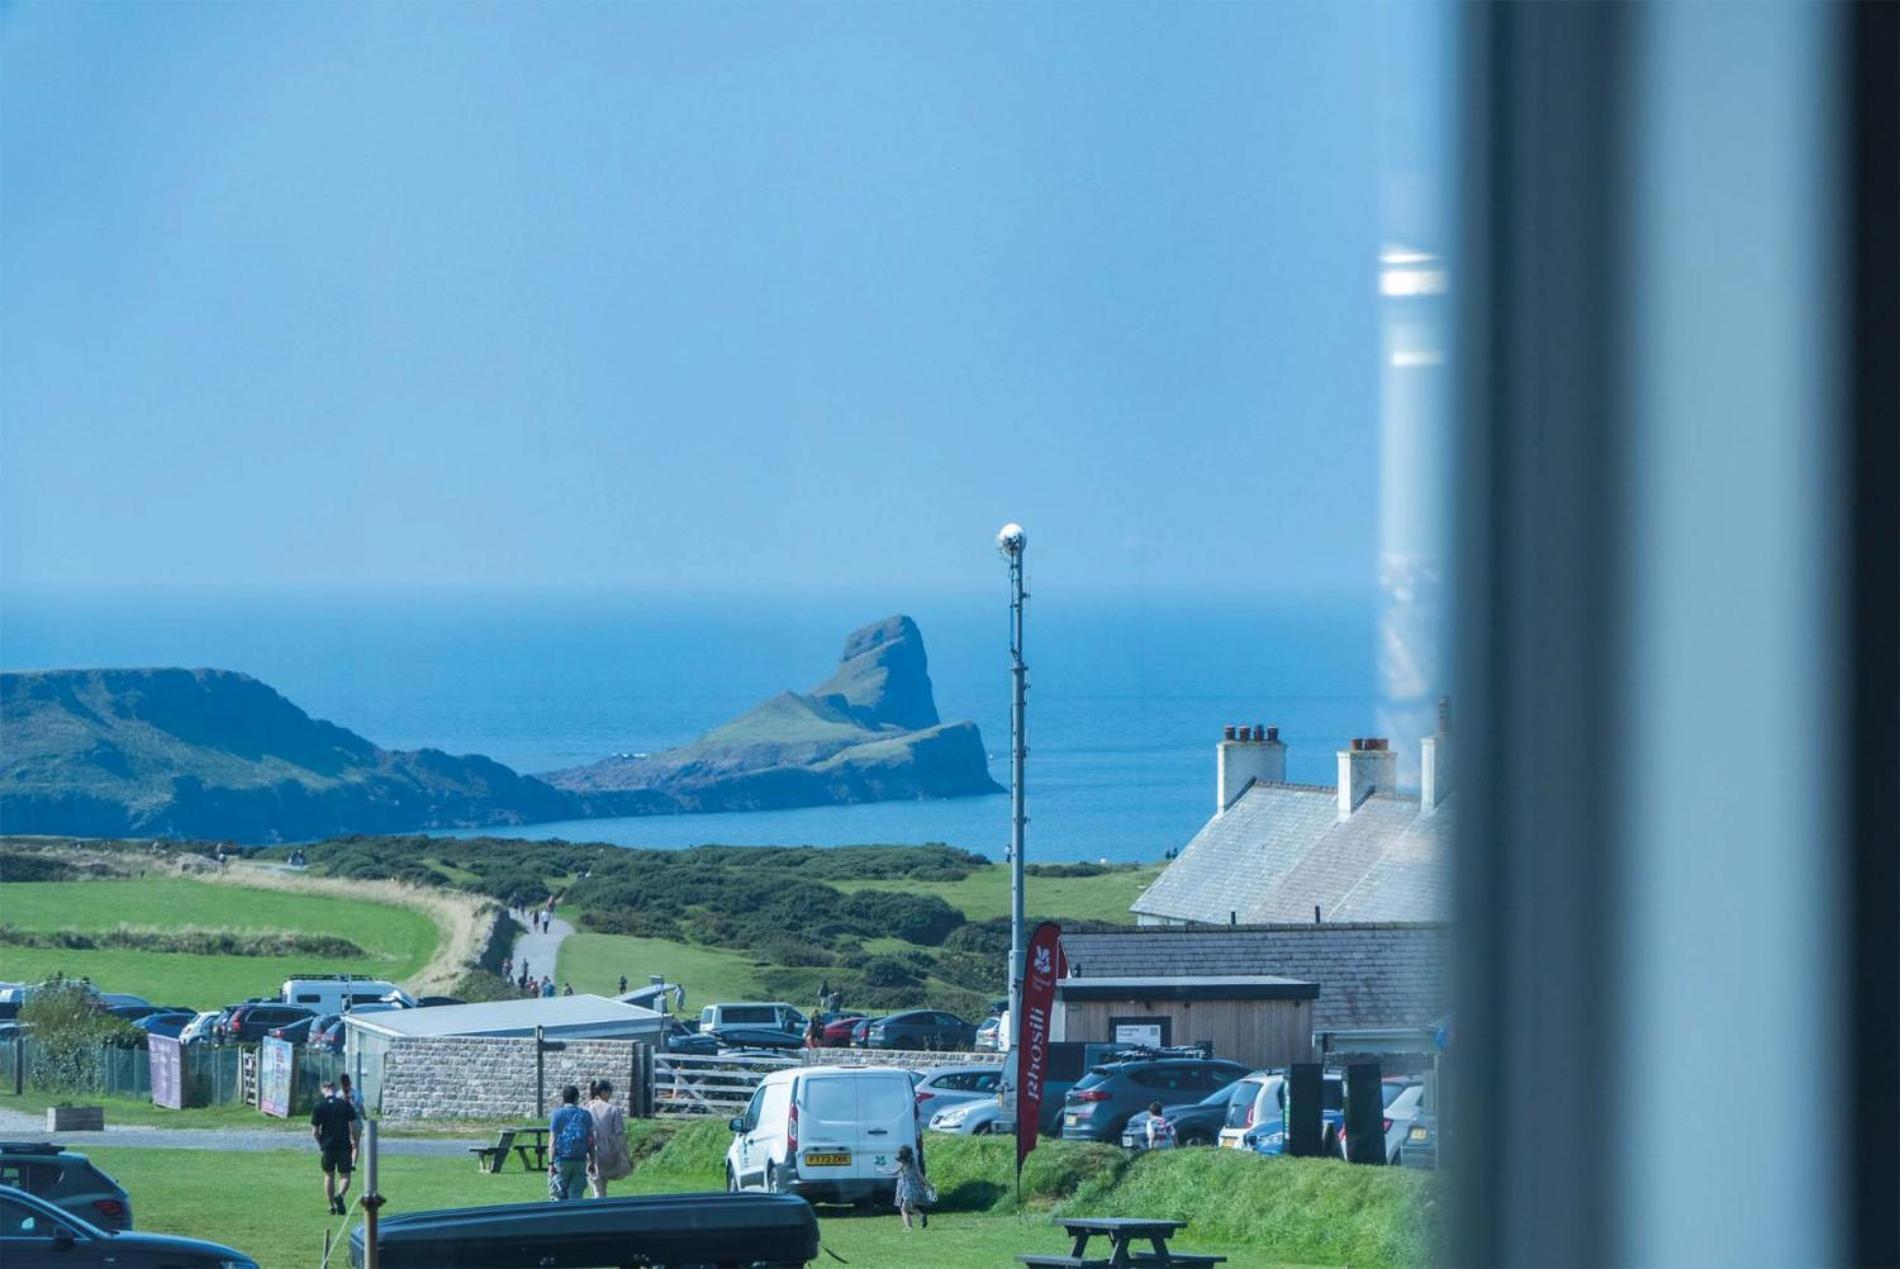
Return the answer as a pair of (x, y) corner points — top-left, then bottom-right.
(0, 1142), (65, 1155)
(1104, 1042), (1215, 1063)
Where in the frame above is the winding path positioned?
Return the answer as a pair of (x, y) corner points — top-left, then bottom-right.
(506, 912), (575, 990)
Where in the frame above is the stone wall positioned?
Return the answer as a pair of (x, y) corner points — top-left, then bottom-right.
(379, 1035), (647, 1120)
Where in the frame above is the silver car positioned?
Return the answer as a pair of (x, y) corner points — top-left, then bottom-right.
(910, 1065), (1004, 1119)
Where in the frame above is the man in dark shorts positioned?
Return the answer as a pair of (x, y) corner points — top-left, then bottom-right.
(311, 1079), (357, 1215)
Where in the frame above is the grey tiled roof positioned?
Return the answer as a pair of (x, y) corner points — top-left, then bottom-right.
(1061, 923), (1447, 1030)
(1131, 782), (1452, 925)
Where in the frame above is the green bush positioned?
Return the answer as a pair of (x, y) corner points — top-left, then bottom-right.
(861, 956), (921, 989)
(19, 976), (142, 1095)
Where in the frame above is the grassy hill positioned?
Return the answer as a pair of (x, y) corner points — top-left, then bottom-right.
(0, 668), (574, 842)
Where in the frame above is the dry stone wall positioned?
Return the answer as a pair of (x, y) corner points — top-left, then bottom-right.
(379, 1036), (645, 1120)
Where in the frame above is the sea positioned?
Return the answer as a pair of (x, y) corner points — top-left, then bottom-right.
(0, 591), (1379, 862)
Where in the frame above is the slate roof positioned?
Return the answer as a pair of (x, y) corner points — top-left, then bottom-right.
(1060, 924), (1447, 1030)
(342, 994), (664, 1040)
(1131, 781), (1452, 925)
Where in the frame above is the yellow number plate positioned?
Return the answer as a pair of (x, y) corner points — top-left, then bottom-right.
(1409, 1127), (1428, 1142)
(804, 1152), (851, 1167)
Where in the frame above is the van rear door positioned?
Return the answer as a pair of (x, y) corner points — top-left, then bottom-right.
(796, 1071), (916, 1187)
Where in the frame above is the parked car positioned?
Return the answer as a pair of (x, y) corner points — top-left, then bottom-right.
(412, 996), (464, 1008)
(1059, 1055), (1251, 1143)
(699, 1003), (809, 1034)
(1223, 1070), (1346, 1155)
(725, 1065), (920, 1203)
(857, 1011), (976, 1051)
(1373, 1078), (1427, 1165)
(220, 1004), (315, 1043)
(1121, 1079), (1250, 1150)
(175, 1011), (221, 1046)
(105, 1005), (167, 1024)
(0, 1143), (132, 1231)
(662, 1018), (719, 1057)
(0, 1184), (257, 1266)
(711, 1025), (806, 1052)
(848, 1018), (873, 1047)
(817, 1013), (866, 1047)
(910, 1064), (1004, 1115)
(130, 1012), (198, 1041)
(268, 1013), (336, 1046)
(1398, 1108), (1439, 1170)
(926, 1098), (1007, 1135)
(973, 1015), (1002, 1052)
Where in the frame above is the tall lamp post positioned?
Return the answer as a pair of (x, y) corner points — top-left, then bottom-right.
(996, 523), (1028, 1104)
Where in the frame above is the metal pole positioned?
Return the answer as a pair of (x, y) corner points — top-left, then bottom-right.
(997, 524), (1029, 1111)
(361, 1117), (383, 1269)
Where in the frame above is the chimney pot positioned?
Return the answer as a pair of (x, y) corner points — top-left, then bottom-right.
(1266, 726), (1279, 742)
(1224, 725), (1236, 741)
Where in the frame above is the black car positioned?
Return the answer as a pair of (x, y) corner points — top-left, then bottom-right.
(351, 1192), (816, 1268)
(1120, 1079), (1248, 1149)
(0, 1184), (256, 1266)
(0, 1143), (132, 1231)
(709, 1025), (805, 1052)
(1059, 1056), (1251, 1143)
(663, 1019), (719, 1057)
(859, 1010), (976, 1051)
(268, 1013), (336, 1045)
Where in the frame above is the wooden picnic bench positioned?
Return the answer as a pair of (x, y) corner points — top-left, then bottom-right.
(468, 1126), (552, 1173)
(1018, 1217), (1226, 1269)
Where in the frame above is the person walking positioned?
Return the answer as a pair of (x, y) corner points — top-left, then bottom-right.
(618, 975), (628, 995)
(338, 1073), (366, 1163)
(882, 1144), (932, 1231)
(503, 957), (513, 981)
(547, 1084), (594, 1202)
(585, 1080), (631, 1198)
(1143, 1101), (1176, 1151)
(310, 1079), (357, 1215)
(803, 1015), (823, 1050)
(541, 974), (555, 999)
(563, 982), (574, 997)
(817, 979), (831, 1013)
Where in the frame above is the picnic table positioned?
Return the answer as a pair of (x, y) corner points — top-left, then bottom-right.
(1018, 1216), (1226, 1269)
(469, 1125), (552, 1174)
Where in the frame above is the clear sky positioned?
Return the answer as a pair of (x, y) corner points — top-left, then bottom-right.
(2, 2), (1401, 599)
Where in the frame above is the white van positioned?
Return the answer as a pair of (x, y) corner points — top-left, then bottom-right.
(726, 1066), (920, 1203)
(700, 1002), (808, 1033)
(280, 976), (414, 1014)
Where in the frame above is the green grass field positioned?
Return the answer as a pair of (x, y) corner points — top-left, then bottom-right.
(75, 1122), (1431, 1269)
(835, 864), (1164, 924)
(0, 879), (439, 1008)
(557, 931), (767, 1003)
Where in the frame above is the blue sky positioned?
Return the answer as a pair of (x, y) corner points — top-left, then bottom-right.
(1, 2), (1425, 599)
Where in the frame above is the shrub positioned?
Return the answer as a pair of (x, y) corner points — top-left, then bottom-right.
(0, 850), (76, 882)
(19, 977), (141, 1095)
(861, 956), (921, 989)
(838, 890), (964, 945)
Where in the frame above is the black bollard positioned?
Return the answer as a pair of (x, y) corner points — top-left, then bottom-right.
(1345, 1061), (1386, 1164)
(1285, 1063), (1325, 1157)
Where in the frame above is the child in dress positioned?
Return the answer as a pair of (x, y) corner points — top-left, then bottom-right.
(884, 1144), (931, 1231)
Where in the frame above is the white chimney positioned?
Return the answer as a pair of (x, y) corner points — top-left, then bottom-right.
(1217, 724), (1287, 812)
(1337, 737), (1397, 818)
(1420, 697), (1453, 811)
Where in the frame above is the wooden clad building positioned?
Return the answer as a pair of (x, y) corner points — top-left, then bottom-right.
(1052, 975), (1317, 1070)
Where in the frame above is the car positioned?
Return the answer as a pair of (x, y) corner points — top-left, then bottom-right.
(662, 1018), (719, 1056)
(1398, 1108), (1439, 1170)
(130, 1012), (198, 1041)
(973, 1015), (1002, 1052)
(413, 996), (464, 1008)
(699, 1003), (810, 1034)
(220, 1004), (315, 1043)
(1120, 1078), (1249, 1150)
(0, 1143), (133, 1231)
(817, 1013), (866, 1047)
(1373, 1078), (1427, 1165)
(848, 1017), (873, 1047)
(1059, 1055), (1251, 1143)
(712, 1025), (806, 1052)
(174, 1011), (221, 1046)
(0, 1184), (257, 1266)
(926, 1098), (1008, 1135)
(268, 1013), (337, 1046)
(105, 1005), (167, 1024)
(280, 976), (413, 1014)
(349, 1193), (817, 1268)
(726, 1065), (920, 1204)
(1223, 1070), (1347, 1156)
(857, 1010), (976, 1051)
(910, 1064), (1004, 1115)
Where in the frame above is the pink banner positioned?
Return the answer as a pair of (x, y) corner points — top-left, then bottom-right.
(1016, 921), (1063, 1175)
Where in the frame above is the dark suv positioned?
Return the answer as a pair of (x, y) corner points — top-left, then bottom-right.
(220, 1004), (314, 1043)
(859, 1011), (976, 1051)
(0, 1143), (132, 1231)
(1059, 1055), (1251, 1143)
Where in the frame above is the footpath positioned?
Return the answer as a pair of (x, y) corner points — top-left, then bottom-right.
(506, 911), (575, 989)
(0, 1106), (481, 1156)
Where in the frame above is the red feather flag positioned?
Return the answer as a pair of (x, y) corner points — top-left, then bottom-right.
(1016, 920), (1064, 1178)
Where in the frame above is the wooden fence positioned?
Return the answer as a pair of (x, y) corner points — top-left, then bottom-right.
(651, 1047), (1007, 1117)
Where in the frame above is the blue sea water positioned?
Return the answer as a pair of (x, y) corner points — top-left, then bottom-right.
(1, 592), (1377, 861)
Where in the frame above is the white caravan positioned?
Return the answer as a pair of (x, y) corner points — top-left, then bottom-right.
(280, 976), (414, 1014)
(726, 1066), (920, 1203)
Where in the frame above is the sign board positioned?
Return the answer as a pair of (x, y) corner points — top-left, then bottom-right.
(149, 1036), (184, 1110)
(1113, 1022), (1164, 1048)
(258, 1037), (295, 1118)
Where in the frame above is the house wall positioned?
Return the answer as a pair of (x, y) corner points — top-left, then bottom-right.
(373, 1035), (647, 1119)
(1054, 997), (1312, 1068)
